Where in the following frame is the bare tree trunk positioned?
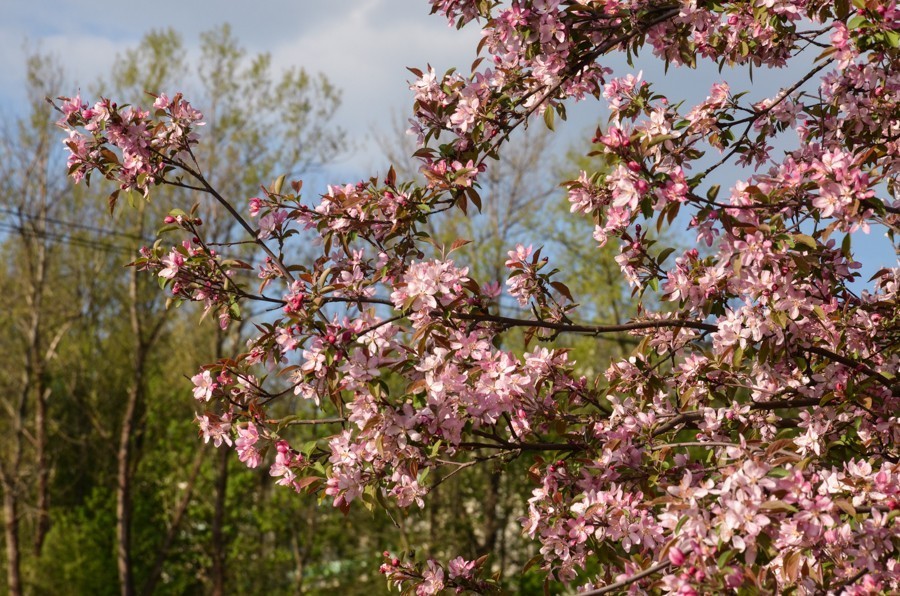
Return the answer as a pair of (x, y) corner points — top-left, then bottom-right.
(211, 447), (228, 596)
(31, 170), (51, 557)
(34, 386), (49, 556)
(2, 482), (22, 596)
(117, 202), (150, 596)
(479, 470), (502, 553)
(209, 320), (242, 596)
(34, 322), (71, 556)
(290, 535), (304, 595)
(117, 351), (142, 596)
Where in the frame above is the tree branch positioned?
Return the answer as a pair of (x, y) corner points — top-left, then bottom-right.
(578, 561), (670, 595)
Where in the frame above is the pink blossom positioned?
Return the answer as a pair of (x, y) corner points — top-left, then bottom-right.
(191, 370), (216, 402)
(235, 422), (262, 469)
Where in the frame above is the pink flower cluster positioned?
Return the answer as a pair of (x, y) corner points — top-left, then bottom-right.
(58, 93), (203, 196)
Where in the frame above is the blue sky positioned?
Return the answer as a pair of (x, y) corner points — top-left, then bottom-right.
(1, 0), (894, 283)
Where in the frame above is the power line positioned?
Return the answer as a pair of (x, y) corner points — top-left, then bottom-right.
(0, 206), (150, 242)
(0, 222), (135, 255)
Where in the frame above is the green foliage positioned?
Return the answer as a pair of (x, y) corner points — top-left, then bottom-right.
(35, 489), (119, 596)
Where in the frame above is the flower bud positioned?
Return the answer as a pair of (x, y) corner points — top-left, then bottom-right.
(668, 547), (686, 566)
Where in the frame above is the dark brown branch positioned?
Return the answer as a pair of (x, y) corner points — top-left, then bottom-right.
(459, 440), (579, 452)
(283, 417), (346, 426)
(452, 312), (715, 335)
(578, 561), (670, 595)
(698, 59), (834, 181)
(161, 162), (296, 283)
(652, 397), (822, 436)
(805, 346), (897, 393)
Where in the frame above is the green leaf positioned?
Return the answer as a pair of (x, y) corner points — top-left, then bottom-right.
(886, 30), (900, 49)
(543, 107), (555, 131)
(847, 15), (866, 30)
(649, 134), (675, 146)
(769, 467), (790, 478)
(717, 549), (735, 568)
(155, 224), (180, 236)
(793, 233), (817, 250)
(271, 174), (285, 195)
(674, 515), (689, 535)
(759, 500), (798, 513)
(657, 247), (676, 264)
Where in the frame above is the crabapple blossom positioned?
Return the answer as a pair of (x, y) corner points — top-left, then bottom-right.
(59, 0), (900, 593)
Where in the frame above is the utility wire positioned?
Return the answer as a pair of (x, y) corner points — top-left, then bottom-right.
(0, 222), (135, 255)
(0, 206), (151, 242)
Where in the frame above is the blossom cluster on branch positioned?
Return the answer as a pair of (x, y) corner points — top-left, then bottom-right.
(58, 0), (899, 593)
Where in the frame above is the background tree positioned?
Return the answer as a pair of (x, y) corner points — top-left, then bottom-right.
(0, 26), (350, 595)
(0, 51), (81, 596)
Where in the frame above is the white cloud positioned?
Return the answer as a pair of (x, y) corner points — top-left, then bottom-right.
(266, 0), (480, 176)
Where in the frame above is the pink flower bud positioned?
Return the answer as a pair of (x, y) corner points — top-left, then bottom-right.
(725, 568), (743, 588)
(164, 216), (176, 224)
(668, 547), (686, 566)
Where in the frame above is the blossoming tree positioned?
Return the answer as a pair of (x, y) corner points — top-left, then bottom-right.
(57, 0), (899, 593)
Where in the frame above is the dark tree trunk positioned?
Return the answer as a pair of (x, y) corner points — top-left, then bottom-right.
(211, 447), (229, 596)
(479, 470), (502, 553)
(116, 368), (141, 596)
(3, 485), (22, 596)
(34, 384), (49, 556)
